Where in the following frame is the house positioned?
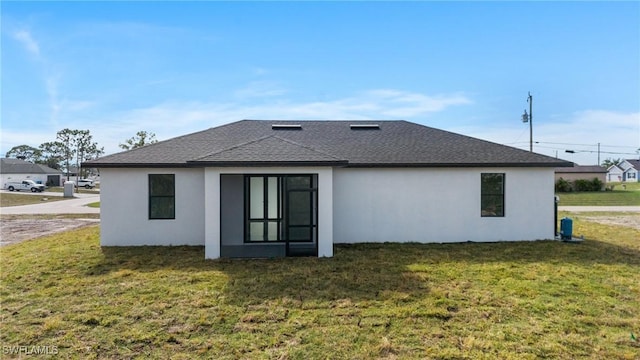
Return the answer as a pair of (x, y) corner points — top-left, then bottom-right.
(606, 159), (640, 182)
(85, 120), (572, 259)
(618, 159), (640, 182)
(606, 165), (624, 182)
(554, 164), (607, 184)
(0, 158), (63, 188)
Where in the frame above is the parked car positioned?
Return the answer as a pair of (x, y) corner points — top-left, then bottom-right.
(74, 179), (96, 189)
(77, 178), (96, 189)
(5, 180), (46, 192)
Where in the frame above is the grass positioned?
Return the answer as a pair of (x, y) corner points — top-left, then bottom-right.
(1, 218), (639, 359)
(46, 186), (100, 195)
(0, 193), (68, 207)
(556, 182), (640, 206)
(87, 202), (100, 208)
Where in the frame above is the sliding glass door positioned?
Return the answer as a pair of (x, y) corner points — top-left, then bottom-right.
(285, 177), (316, 243)
(247, 176), (281, 242)
(245, 175), (317, 248)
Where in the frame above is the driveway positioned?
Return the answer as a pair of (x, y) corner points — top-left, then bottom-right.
(0, 191), (100, 215)
(559, 206), (640, 212)
(1, 191), (100, 246)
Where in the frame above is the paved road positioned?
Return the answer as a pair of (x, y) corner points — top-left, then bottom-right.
(0, 190), (100, 214)
(559, 206), (640, 212)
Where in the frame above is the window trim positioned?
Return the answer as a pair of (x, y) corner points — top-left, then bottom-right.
(243, 174), (316, 243)
(481, 173), (505, 217)
(148, 174), (175, 220)
(245, 176), (282, 242)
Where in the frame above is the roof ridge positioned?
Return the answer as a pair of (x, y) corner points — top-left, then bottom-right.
(270, 135), (344, 161)
(188, 135), (274, 161)
(98, 122), (246, 160)
(190, 135), (345, 162)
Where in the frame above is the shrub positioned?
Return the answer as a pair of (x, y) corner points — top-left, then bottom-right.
(556, 178), (604, 192)
(573, 179), (591, 192)
(555, 177), (572, 192)
(590, 178), (604, 191)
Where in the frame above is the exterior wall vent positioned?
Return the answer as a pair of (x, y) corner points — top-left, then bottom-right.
(272, 124), (302, 130)
(350, 124), (380, 130)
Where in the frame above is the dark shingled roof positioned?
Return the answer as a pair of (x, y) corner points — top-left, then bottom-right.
(0, 158), (63, 174)
(190, 136), (347, 166)
(625, 159), (640, 169)
(85, 120), (573, 168)
(555, 164), (607, 173)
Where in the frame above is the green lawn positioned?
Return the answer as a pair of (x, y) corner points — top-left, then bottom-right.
(557, 182), (640, 206)
(1, 219), (639, 359)
(0, 193), (68, 207)
(46, 186), (100, 195)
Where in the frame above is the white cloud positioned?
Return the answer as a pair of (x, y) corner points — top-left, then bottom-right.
(0, 129), (57, 156)
(251, 67), (269, 76)
(453, 110), (640, 165)
(10, 29), (66, 129)
(3, 87), (636, 167)
(13, 30), (40, 56)
(81, 89), (472, 154)
(366, 89), (472, 117)
(234, 81), (288, 99)
(45, 76), (61, 126)
(3, 88), (471, 153)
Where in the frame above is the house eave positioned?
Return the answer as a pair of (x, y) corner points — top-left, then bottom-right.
(82, 162), (193, 169)
(186, 160), (349, 167)
(345, 161), (572, 168)
(86, 160), (570, 169)
(84, 160), (350, 168)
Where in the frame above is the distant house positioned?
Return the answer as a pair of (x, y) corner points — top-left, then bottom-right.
(554, 164), (607, 184)
(606, 165), (624, 182)
(85, 120), (572, 259)
(67, 165), (79, 177)
(606, 159), (640, 182)
(0, 158), (63, 187)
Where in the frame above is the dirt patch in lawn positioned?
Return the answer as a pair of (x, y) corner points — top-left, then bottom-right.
(0, 217), (100, 247)
(580, 215), (640, 231)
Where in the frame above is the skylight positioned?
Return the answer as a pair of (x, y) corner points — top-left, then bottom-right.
(272, 124), (302, 130)
(350, 124), (380, 130)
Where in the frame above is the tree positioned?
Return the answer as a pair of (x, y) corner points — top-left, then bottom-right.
(601, 158), (621, 168)
(55, 129), (78, 180)
(79, 142), (104, 178)
(5, 145), (42, 163)
(74, 130), (104, 178)
(39, 141), (66, 170)
(119, 131), (158, 150)
(38, 129), (103, 179)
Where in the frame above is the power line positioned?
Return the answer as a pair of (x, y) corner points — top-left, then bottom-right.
(535, 141), (638, 149)
(529, 144), (638, 156)
(567, 150), (638, 155)
(505, 140), (638, 149)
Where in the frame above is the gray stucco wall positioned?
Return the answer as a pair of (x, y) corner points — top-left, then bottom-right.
(220, 174), (244, 246)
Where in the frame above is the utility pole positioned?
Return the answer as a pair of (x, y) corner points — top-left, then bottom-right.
(597, 142), (600, 166)
(521, 92), (533, 152)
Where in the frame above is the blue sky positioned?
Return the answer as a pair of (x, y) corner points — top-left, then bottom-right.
(2, 1), (639, 165)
